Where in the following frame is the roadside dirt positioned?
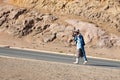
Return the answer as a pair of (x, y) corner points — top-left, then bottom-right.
(0, 57), (120, 80)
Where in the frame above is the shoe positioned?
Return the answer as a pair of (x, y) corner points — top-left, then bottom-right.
(73, 61), (79, 64)
(83, 61), (88, 64)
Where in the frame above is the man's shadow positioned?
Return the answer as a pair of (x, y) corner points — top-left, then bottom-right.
(86, 63), (120, 68)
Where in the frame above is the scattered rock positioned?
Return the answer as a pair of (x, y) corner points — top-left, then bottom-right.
(43, 33), (56, 43)
(0, 3), (120, 48)
(66, 19), (120, 48)
(9, 8), (27, 19)
(0, 16), (6, 26)
(9, 0), (120, 34)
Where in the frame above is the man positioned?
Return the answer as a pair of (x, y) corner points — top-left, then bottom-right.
(73, 29), (88, 64)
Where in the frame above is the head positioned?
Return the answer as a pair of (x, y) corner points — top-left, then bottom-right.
(72, 29), (80, 37)
(75, 29), (80, 34)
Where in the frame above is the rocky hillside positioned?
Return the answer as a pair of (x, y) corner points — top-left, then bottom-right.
(8, 0), (120, 35)
(0, 0), (120, 48)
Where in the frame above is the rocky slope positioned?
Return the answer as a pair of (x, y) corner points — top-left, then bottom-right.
(0, 0), (120, 48)
(8, 0), (120, 35)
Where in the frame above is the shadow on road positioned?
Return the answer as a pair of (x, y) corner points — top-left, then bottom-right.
(87, 63), (120, 69)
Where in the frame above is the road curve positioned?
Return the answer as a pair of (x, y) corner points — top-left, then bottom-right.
(0, 47), (120, 69)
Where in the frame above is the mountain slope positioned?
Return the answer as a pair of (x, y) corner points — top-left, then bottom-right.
(0, 0), (120, 48)
(7, 0), (120, 35)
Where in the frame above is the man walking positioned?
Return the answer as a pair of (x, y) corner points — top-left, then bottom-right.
(73, 29), (88, 64)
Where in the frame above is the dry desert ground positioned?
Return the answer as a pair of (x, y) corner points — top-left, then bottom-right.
(0, 57), (120, 80)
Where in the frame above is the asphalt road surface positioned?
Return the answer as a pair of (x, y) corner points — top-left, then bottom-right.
(0, 47), (120, 69)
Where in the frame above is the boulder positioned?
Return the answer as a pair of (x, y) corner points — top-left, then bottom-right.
(0, 16), (6, 26)
(9, 8), (27, 19)
(43, 33), (56, 43)
(9, 0), (120, 34)
(65, 19), (120, 48)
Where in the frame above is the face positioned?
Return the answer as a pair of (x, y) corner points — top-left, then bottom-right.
(73, 32), (79, 37)
(74, 32), (77, 35)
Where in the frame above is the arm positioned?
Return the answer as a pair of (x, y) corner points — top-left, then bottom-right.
(80, 35), (85, 46)
(82, 36), (85, 46)
(74, 36), (77, 44)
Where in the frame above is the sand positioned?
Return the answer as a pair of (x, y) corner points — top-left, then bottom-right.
(0, 57), (120, 80)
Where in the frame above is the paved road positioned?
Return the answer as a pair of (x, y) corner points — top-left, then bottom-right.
(0, 47), (120, 69)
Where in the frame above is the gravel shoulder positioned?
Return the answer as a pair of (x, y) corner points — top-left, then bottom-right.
(0, 56), (120, 80)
